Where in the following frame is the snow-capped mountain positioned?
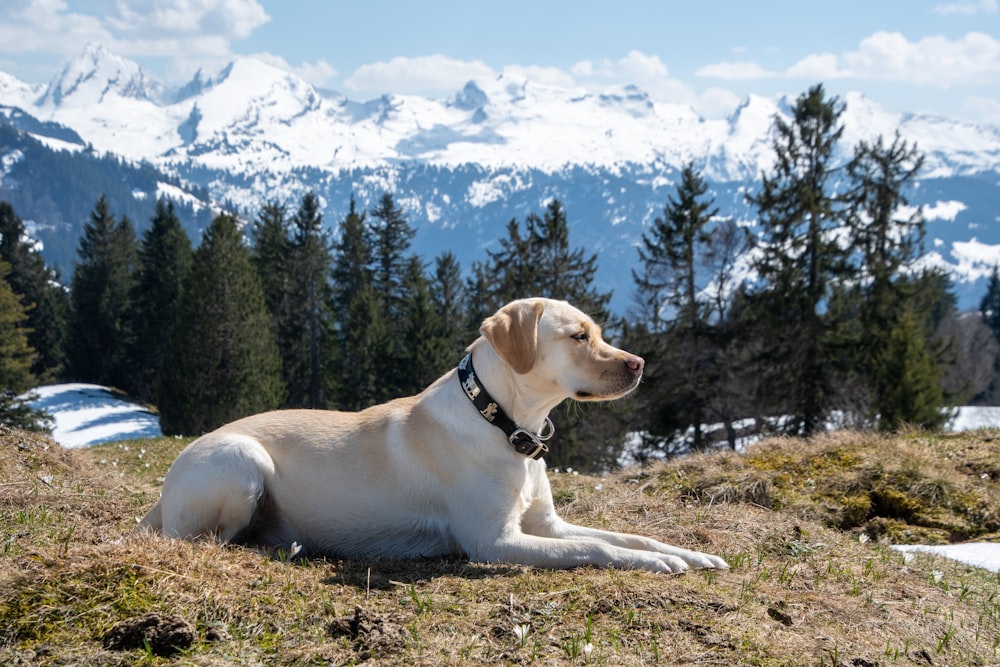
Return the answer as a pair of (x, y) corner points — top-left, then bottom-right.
(2, 44), (999, 313)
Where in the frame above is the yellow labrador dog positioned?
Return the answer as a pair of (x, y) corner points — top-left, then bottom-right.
(136, 298), (727, 574)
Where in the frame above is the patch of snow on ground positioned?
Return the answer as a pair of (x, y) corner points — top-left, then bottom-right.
(949, 406), (1000, 430)
(28, 384), (161, 449)
(893, 543), (1000, 573)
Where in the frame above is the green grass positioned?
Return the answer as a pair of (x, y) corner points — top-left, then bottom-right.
(1, 425), (999, 665)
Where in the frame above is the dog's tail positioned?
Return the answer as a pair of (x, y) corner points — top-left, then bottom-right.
(132, 501), (163, 534)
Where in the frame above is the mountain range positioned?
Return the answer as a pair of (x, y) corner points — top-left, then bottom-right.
(2, 42), (999, 314)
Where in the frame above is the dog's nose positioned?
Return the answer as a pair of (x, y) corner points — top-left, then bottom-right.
(625, 355), (644, 376)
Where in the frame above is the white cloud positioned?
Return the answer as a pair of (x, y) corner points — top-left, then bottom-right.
(572, 50), (670, 81)
(344, 54), (495, 97)
(932, 0), (997, 14)
(695, 61), (774, 81)
(0, 0), (270, 84)
(781, 31), (1000, 87)
(843, 31), (1000, 86)
(0, 0), (113, 56)
(785, 53), (849, 80)
(107, 0), (270, 39)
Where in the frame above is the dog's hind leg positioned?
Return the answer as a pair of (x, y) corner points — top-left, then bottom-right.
(158, 435), (275, 543)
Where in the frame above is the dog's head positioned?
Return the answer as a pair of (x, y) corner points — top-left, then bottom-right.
(479, 298), (644, 402)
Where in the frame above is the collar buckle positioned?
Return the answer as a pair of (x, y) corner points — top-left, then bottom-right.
(508, 417), (555, 460)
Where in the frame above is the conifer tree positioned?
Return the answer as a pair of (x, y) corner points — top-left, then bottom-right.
(747, 84), (850, 435)
(67, 195), (137, 389)
(631, 164), (723, 450)
(129, 198), (192, 402)
(431, 251), (470, 356)
(875, 308), (948, 431)
(400, 256), (449, 392)
(980, 266), (1000, 342)
(488, 200), (611, 318)
(251, 200), (292, 352)
(159, 213), (284, 435)
(845, 133), (945, 427)
(284, 192), (334, 408)
(369, 193), (416, 320)
(0, 260), (48, 430)
(329, 196), (381, 409)
(0, 201), (68, 382)
(368, 193), (420, 399)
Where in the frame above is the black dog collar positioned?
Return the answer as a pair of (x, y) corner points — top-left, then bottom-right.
(457, 353), (554, 460)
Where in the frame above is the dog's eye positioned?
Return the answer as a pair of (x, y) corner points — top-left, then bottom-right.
(571, 332), (589, 341)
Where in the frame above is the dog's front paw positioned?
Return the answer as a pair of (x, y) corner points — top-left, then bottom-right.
(683, 550), (729, 570)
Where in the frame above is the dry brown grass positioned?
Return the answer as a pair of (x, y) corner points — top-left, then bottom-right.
(1, 423), (999, 666)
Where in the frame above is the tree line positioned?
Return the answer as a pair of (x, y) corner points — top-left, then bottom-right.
(2, 84), (999, 470)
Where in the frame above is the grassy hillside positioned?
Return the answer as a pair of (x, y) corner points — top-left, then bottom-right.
(1, 424), (998, 665)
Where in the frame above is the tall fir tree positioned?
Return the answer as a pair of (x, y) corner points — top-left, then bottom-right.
(0, 260), (48, 430)
(631, 163), (721, 450)
(489, 200), (611, 319)
(368, 193), (420, 399)
(844, 133), (945, 428)
(431, 251), (471, 357)
(399, 255), (449, 393)
(128, 198), (193, 403)
(981, 265), (1000, 342)
(284, 192), (335, 408)
(0, 201), (68, 382)
(747, 84), (850, 436)
(159, 213), (284, 435)
(67, 195), (137, 390)
(251, 200), (292, 355)
(329, 196), (382, 410)
(369, 193), (416, 320)
(874, 308), (948, 431)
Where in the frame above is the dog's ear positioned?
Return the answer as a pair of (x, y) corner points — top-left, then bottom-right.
(480, 300), (545, 374)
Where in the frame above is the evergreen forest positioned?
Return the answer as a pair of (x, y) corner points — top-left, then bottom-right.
(4, 85), (1000, 471)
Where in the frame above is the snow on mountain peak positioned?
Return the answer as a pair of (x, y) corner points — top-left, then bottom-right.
(39, 42), (160, 107)
(3, 42), (999, 182)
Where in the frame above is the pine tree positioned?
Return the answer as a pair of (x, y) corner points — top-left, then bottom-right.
(875, 308), (948, 431)
(369, 193), (416, 320)
(488, 200), (611, 318)
(284, 192), (334, 408)
(845, 133), (943, 426)
(0, 201), (68, 382)
(159, 213), (284, 435)
(400, 256), (449, 392)
(251, 199), (292, 353)
(0, 260), (48, 430)
(431, 251), (471, 357)
(980, 266), (1000, 342)
(747, 84), (850, 435)
(368, 193), (420, 399)
(129, 198), (193, 402)
(631, 164), (722, 450)
(329, 196), (381, 410)
(67, 195), (137, 389)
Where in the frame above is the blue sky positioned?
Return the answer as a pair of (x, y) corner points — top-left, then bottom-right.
(1, 0), (998, 122)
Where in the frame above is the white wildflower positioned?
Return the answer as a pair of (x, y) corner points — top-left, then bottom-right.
(513, 623), (530, 646)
